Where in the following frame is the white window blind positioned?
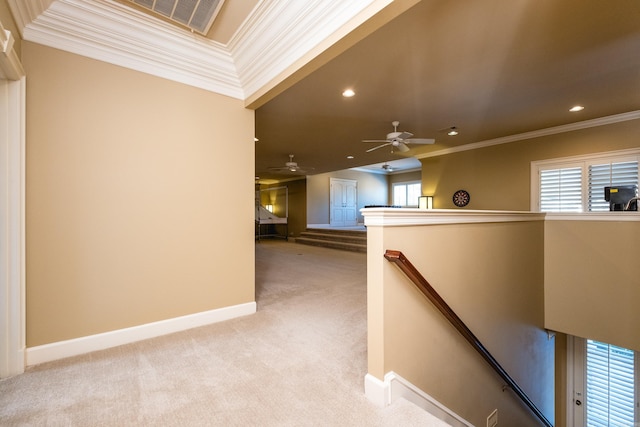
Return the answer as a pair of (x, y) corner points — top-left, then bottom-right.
(588, 161), (639, 212)
(532, 150), (640, 212)
(540, 167), (583, 212)
(586, 340), (636, 427)
(393, 182), (421, 207)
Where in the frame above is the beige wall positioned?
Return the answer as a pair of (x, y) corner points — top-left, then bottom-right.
(545, 218), (640, 352)
(24, 42), (255, 346)
(367, 217), (554, 426)
(421, 119), (640, 210)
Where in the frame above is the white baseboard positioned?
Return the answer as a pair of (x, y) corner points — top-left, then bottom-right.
(26, 302), (256, 366)
(365, 371), (473, 427)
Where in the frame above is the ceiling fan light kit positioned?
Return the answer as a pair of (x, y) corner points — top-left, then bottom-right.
(363, 121), (435, 153)
(267, 154), (314, 175)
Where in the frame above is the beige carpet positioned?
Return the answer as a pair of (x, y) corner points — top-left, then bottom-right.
(0, 241), (448, 426)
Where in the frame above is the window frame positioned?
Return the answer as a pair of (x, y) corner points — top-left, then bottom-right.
(531, 148), (640, 212)
(392, 180), (422, 207)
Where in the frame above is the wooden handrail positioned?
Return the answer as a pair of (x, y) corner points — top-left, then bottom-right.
(384, 250), (553, 427)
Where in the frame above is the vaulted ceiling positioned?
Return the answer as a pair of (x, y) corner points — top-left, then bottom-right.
(6, 0), (640, 181)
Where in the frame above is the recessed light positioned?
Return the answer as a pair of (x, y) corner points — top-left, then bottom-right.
(342, 89), (355, 97)
(347, 155), (354, 159)
(570, 105), (584, 112)
(447, 127), (459, 136)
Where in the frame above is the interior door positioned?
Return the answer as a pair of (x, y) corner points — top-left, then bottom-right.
(330, 178), (357, 226)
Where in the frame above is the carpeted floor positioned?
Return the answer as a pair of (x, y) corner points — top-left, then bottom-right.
(0, 240), (448, 426)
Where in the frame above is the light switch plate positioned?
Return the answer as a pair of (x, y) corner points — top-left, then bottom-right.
(487, 409), (498, 427)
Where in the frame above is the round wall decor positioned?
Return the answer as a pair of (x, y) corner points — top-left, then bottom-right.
(452, 189), (470, 207)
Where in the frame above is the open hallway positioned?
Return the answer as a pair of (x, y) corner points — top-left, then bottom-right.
(0, 241), (447, 426)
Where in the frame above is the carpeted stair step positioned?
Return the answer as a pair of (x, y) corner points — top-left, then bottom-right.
(295, 237), (366, 253)
(295, 228), (367, 253)
(298, 232), (366, 245)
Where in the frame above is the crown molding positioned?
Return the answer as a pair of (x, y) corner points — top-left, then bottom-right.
(22, 0), (244, 98)
(416, 110), (640, 160)
(6, 0), (54, 37)
(0, 26), (25, 80)
(230, 0), (392, 102)
(15, 0), (390, 102)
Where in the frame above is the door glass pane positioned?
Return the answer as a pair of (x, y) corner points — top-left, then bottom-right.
(586, 340), (635, 427)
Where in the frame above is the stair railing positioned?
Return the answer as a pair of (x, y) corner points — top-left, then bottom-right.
(384, 249), (553, 427)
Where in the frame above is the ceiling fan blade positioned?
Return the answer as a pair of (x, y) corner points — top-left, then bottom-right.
(405, 138), (435, 145)
(397, 131), (413, 140)
(363, 139), (389, 143)
(366, 142), (391, 153)
(396, 142), (410, 152)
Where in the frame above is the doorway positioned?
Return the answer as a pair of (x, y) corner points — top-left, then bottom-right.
(329, 178), (357, 226)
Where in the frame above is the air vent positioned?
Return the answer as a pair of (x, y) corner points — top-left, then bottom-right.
(130, 0), (225, 35)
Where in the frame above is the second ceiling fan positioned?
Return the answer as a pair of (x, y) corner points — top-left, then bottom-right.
(363, 121), (435, 153)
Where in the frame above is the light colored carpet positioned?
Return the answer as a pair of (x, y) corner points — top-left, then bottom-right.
(0, 240), (449, 426)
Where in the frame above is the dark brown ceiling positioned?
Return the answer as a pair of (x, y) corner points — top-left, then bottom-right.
(255, 0), (640, 181)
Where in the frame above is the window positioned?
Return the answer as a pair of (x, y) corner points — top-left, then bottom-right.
(393, 181), (421, 207)
(570, 336), (639, 427)
(532, 149), (640, 212)
(586, 340), (636, 426)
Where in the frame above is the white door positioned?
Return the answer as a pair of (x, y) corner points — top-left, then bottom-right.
(330, 178), (357, 226)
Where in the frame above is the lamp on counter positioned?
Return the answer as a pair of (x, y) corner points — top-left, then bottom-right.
(265, 204), (274, 213)
(418, 196), (434, 209)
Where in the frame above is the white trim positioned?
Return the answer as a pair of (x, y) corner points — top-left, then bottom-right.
(530, 148), (640, 213)
(566, 335), (577, 427)
(362, 208), (545, 227)
(545, 212), (640, 221)
(23, 0), (244, 99)
(0, 73), (26, 378)
(15, 0), (391, 101)
(5, 0), (54, 37)
(25, 302), (256, 366)
(417, 111), (640, 160)
(532, 147), (640, 167)
(232, 0), (392, 102)
(364, 371), (473, 427)
(364, 373), (389, 406)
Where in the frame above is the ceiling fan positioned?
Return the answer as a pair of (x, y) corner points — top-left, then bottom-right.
(363, 121), (435, 153)
(267, 154), (315, 174)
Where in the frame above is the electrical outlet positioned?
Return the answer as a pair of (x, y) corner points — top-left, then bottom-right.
(487, 409), (498, 427)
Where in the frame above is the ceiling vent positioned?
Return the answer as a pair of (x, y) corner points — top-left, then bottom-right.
(129, 0), (225, 35)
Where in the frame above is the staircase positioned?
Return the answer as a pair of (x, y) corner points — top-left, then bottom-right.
(295, 227), (367, 253)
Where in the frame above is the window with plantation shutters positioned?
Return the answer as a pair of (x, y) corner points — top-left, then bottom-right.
(588, 161), (639, 211)
(585, 340), (636, 427)
(540, 167), (583, 212)
(532, 150), (640, 212)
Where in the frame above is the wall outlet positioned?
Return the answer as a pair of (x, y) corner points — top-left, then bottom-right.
(487, 409), (498, 427)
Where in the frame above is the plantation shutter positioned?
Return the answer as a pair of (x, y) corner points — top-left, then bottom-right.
(586, 340), (636, 426)
(540, 167), (583, 212)
(588, 161), (639, 212)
